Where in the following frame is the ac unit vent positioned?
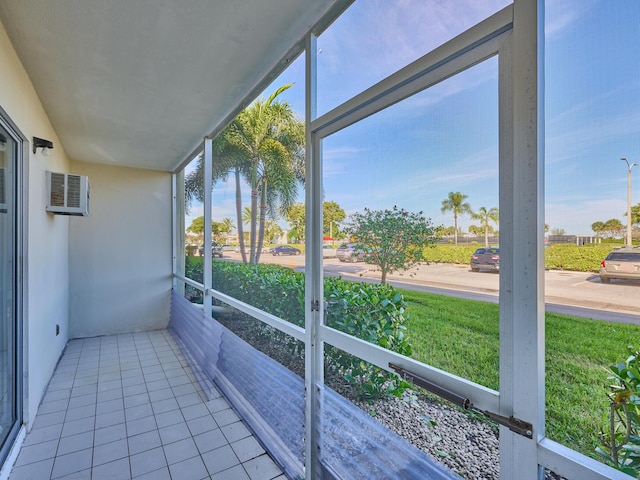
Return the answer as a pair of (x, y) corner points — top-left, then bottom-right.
(67, 174), (81, 208)
(49, 172), (65, 207)
(46, 171), (90, 216)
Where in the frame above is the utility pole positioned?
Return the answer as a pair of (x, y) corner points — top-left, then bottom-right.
(621, 157), (638, 247)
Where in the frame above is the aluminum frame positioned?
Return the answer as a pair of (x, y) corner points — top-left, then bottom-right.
(311, 4), (512, 420)
(0, 107), (26, 469)
(170, 1), (630, 477)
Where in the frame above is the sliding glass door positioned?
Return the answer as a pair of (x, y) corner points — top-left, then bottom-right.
(0, 121), (20, 463)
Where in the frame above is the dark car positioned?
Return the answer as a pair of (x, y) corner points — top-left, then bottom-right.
(336, 244), (365, 262)
(270, 245), (301, 256)
(199, 242), (223, 258)
(599, 248), (640, 284)
(470, 246), (499, 272)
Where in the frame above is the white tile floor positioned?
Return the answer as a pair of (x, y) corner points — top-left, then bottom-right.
(8, 330), (285, 480)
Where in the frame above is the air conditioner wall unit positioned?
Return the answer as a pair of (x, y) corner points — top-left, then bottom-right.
(46, 171), (90, 216)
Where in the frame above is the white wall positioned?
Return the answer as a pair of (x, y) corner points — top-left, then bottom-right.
(68, 162), (172, 338)
(1, 19), (173, 428)
(0, 21), (71, 426)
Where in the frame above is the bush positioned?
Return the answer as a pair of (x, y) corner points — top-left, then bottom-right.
(544, 244), (613, 272)
(596, 347), (640, 476)
(421, 244), (478, 264)
(212, 262), (305, 325)
(421, 243), (615, 273)
(185, 258), (412, 399)
(324, 278), (413, 399)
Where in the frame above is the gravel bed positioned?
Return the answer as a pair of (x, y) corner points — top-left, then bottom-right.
(353, 392), (500, 479)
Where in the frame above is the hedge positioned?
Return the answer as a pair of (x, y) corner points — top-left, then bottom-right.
(185, 257), (411, 399)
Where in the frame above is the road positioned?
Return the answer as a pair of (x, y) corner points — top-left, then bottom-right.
(219, 251), (640, 324)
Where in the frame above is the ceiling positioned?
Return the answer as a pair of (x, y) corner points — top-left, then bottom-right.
(0, 0), (348, 172)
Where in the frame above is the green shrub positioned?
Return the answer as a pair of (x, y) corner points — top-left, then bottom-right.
(544, 244), (612, 272)
(184, 259), (412, 399)
(421, 244), (478, 264)
(211, 262), (305, 325)
(324, 278), (413, 399)
(185, 257), (204, 302)
(596, 347), (640, 476)
(420, 243), (615, 273)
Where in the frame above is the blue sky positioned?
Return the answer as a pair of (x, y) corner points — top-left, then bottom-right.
(188, 0), (640, 237)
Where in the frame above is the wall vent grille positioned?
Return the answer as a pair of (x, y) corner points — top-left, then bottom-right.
(46, 171), (89, 216)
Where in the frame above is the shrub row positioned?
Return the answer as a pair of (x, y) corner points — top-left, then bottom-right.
(184, 258), (412, 399)
(421, 243), (617, 273)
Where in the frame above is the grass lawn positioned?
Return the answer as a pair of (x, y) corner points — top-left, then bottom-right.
(399, 288), (640, 458)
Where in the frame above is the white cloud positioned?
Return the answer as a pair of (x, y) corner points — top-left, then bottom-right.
(545, 0), (598, 39)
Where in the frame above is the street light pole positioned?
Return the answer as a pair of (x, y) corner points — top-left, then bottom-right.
(621, 157), (638, 247)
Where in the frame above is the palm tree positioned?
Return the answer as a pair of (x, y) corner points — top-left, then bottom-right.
(185, 132), (252, 262)
(471, 207), (499, 246)
(226, 84), (304, 263)
(264, 221), (283, 244)
(221, 217), (234, 232)
(440, 192), (472, 245)
(242, 207), (252, 226)
(185, 85), (304, 264)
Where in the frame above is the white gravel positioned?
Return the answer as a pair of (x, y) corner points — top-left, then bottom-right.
(353, 391), (500, 479)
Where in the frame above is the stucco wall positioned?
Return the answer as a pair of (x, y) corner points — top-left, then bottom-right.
(0, 21), (71, 426)
(68, 162), (172, 338)
(0, 18), (173, 430)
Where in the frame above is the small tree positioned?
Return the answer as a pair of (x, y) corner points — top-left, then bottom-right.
(285, 203), (306, 242)
(627, 203), (640, 227)
(186, 216), (227, 244)
(323, 200), (346, 238)
(592, 221), (605, 238)
(468, 225), (483, 237)
(344, 206), (439, 284)
(604, 219), (624, 238)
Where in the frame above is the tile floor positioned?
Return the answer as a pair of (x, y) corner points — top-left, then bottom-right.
(8, 330), (285, 480)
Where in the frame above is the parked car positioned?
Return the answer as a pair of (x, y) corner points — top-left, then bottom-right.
(336, 244), (365, 262)
(235, 245), (271, 254)
(470, 246), (499, 272)
(322, 245), (337, 258)
(199, 242), (223, 257)
(270, 245), (301, 256)
(599, 247), (640, 284)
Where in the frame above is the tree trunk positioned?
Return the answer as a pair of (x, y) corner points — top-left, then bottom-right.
(256, 179), (268, 264)
(454, 213), (458, 244)
(484, 226), (489, 247)
(235, 168), (247, 264)
(249, 164), (258, 264)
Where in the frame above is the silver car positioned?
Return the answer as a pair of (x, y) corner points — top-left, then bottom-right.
(599, 248), (640, 284)
(336, 244), (365, 262)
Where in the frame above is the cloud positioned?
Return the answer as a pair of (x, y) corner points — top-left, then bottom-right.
(317, 0), (506, 111)
(546, 109), (640, 165)
(321, 145), (370, 178)
(545, 0), (598, 39)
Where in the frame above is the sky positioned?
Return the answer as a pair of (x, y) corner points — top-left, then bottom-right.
(186, 0), (640, 238)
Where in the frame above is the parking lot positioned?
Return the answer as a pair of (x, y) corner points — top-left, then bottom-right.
(217, 250), (640, 318)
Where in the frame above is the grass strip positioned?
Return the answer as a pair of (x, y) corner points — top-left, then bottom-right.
(398, 288), (639, 458)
